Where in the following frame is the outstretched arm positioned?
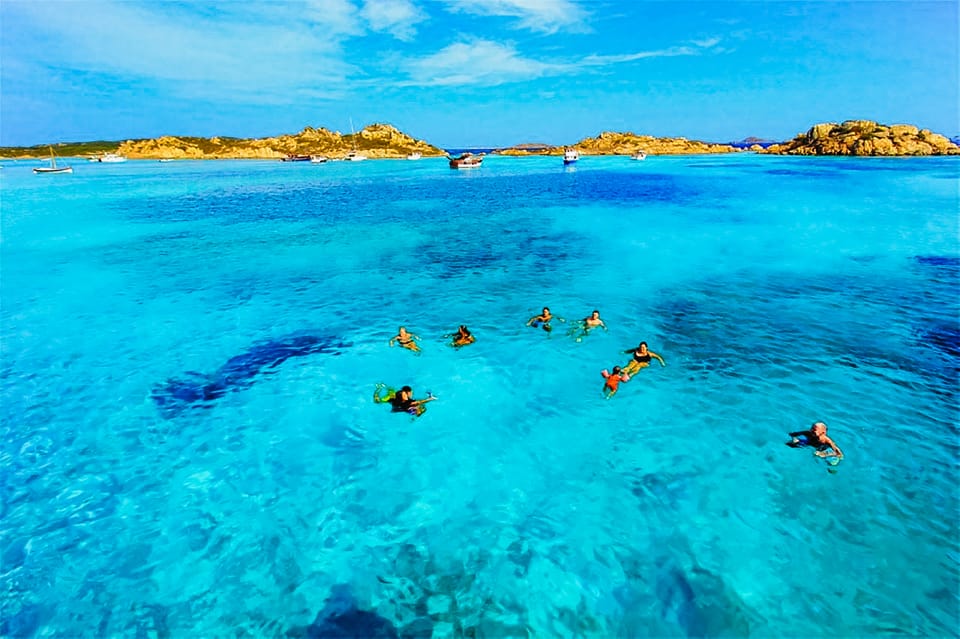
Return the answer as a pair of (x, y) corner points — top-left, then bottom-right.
(388, 335), (397, 347)
(650, 351), (666, 366)
(816, 437), (844, 458)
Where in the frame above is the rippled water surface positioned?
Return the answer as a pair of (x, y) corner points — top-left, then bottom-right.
(2, 155), (958, 637)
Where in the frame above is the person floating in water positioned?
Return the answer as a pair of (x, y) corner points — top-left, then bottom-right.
(389, 326), (421, 353)
(622, 341), (666, 376)
(570, 309), (606, 341)
(450, 325), (475, 348)
(787, 422), (844, 459)
(601, 365), (630, 398)
(527, 307), (562, 332)
(373, 384), (436, 416)
(584, 309), (606, 331)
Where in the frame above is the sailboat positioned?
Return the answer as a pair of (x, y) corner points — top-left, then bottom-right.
(345, 118), (367, 161)
(34, 146), (73, 174)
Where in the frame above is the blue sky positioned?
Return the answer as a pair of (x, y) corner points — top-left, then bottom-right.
(1, 0), (957, 147)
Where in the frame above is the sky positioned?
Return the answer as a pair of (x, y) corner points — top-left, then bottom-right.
(1, 0), (957, 147)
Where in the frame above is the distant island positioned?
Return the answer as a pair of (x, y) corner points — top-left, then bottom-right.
(1, 120), (957, 159)
(761, 120), (959, 156)
(497, 133), (739, 155)
(0, 124), (445, 160)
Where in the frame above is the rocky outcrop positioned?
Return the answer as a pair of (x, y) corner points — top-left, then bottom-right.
(763, 120), (960, 156)
(112, 124), (445, 159)
(496, 143), (556, 156)
(566, 132), (740, 155)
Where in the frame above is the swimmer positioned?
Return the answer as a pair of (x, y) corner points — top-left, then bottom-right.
(373, 384), (436, 416)
(388, 326), (421, 353)
(622, 341), (666, 376)
(601, 365), (630, 399)
(450, 325), (475, 348)
(787, 421), (844, 459)
(527, 307), (562, 332)
(583, 309), (606, 331)
(570, 309), (606, 341)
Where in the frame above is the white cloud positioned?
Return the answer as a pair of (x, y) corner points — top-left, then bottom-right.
(3, 1), (360, 103)
(360, 0), (426, 41)
(397, 39), (560, 86)
(304, 0), (365, 37)
(441, 0), (588, 34)
(580, 46), (698, 66)
(691, 37), (721, 48)
(395, 36), (721, 87)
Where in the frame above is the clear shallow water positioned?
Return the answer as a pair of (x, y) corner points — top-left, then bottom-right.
(1, 154), (958, 637)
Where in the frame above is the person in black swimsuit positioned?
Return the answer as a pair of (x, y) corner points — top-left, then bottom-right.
(373, 384), (436, 416)
(389, 326), (421, 353)
(622, 341), (665, 375)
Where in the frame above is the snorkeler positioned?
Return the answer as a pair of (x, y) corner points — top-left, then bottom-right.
(388, 326), (421, 353)
(622, 341), (666, 376)
(450, 325), (476, 347)
(787, 422), (844, 459)
(373, 384), (437, 416)
(527, 307), (563, 332)
(601, 365), (631, 398)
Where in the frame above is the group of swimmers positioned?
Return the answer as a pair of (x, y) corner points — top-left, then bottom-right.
(388, 325), (475, 352)
(375, 306), (667, 415)
(376, 306), (844, 463)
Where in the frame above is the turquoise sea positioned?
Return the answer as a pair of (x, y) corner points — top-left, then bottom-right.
(1, 154), (957, 637)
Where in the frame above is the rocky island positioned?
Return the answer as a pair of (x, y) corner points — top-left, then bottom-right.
(3, 120), (957, 159)
(0, 124), (444, 160)
(762, 120), (959, 156)
(497, 132), (740, 156)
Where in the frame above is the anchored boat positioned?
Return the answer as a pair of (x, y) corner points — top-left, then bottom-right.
(448, 153), (483, 169)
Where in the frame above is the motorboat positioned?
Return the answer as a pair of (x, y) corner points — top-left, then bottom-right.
(100, 152), (127, 163)
(563, 148), (580, 164)
(34, 147), (73, 174)
(310, 155), (328, 164)
(281, 154), (311, 162)
(407, 152), (422, 160)
(448, 153), (483, 169)
(344, 151), (367, 161)
(631, 151), (647, 160)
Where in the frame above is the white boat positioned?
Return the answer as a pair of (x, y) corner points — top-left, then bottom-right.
(563, 148), (579, 164)
(407, 152), (422, 160)
(34, 147), (73, 174)
(449, 153), (483, 169)
(310, 155), (328, 164)
(631, 151), (647, 160)
(89, 152), (127, 163)
(345, 118), (367, 161)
